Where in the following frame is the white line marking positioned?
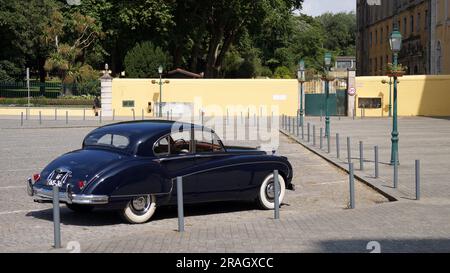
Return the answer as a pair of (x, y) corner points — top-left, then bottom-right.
(0, 186), (26, 189)
(312, 181), (346, 186)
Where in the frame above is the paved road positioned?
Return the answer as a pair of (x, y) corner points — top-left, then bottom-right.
(0, 117), (449, 253)
(285, 116), (450, 201)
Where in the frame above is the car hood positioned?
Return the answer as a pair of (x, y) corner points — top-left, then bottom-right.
(37, 148), (129, 192)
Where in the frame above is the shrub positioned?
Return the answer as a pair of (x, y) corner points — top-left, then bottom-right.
(124, 41), (171, 78)
(273, 66), (293, 79)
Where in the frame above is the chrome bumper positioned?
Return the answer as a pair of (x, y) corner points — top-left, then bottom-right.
(27, 178), (108, 205)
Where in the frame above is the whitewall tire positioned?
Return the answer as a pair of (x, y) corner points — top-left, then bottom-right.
(257, 173), (286, 210)
(120, 195), (156, 224)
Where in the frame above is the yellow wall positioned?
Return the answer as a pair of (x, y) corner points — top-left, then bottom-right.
(112, 79), (299, 117)
(354, 75), (450, 117)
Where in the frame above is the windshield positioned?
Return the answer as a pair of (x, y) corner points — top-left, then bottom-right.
(84, 133), (130, 150)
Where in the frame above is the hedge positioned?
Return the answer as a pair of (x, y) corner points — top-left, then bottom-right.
(0, 97), (94, 106)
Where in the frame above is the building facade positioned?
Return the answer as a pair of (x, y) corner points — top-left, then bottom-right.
(356, 0), (450, 76)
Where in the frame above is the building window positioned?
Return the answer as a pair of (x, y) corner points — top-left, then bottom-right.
(375, 30), (378, 44)
(370, 32), (373, 47)
(410, 15), (414, 34)
(417, 13), (421, 31)
(425, 10), (428, 29)
(374, 58), (378, 74)
(403, 17), (407, 34)
(380, 28), (383, 44)
(386, 55), (389, 65)
(437, 41), (442, 74)
(380, 57), (383, 74)
(369, 59), (372, 73)
(122, 100), (135, 107)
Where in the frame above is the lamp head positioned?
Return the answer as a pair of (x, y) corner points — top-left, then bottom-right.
(324, 52), (332, 67)
(158, 65), (163, 74)
(299, 59), (305, 71)
(389, 29), (402, 53)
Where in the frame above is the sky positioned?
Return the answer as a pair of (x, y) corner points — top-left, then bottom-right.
(301, 0), (356, 17)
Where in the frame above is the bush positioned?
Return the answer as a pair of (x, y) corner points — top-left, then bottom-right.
(273, 66), (293, 79)
(124, 41), (171, 78)
(0, 97), (93, 106)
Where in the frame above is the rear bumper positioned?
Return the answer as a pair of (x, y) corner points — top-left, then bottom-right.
(27, 178), (109, 205)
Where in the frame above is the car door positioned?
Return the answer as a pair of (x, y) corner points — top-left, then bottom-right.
(153, 131), (198, 203)
(191, 129), (246, 202)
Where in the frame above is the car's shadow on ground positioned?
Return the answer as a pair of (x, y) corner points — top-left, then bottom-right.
(26, 201), (261, 227)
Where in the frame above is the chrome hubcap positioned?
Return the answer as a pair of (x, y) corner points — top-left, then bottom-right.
(265, 180), (278, 200)
(131, 196), (151, 214)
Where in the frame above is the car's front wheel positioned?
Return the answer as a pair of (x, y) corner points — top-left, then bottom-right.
(257, 173), (286, 210)
(120, 195), (156, 224)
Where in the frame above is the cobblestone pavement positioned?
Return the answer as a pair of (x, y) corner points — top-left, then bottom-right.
(0, 117), (449, 253)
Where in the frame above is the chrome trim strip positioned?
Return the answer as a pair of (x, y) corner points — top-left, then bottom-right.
(31, 186), (109, 205)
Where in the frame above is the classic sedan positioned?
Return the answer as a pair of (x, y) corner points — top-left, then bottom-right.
(27, 120), (294, 224)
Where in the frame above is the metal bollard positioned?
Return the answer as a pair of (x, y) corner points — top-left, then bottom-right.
(313, 125), (316, 146)
(39, 111), (42, 125)
(374, 146), (379, 178)
(273, 170), (280, 219)
(336, 133), (340, 159)
(296, 116), (299, 136)
(166, 111), (169, 120)
(55, 108), (57, 120)
(83, 108), (85, 121)
(327, 133), (330, 154)
(320, 110), (323, 122)
(347, 137), (351, 163)
(52, 186), (61, 248)
(142, 109), (144, 120)
(320, 128), (323, 149)
(415, 160), (420, 200)
(170, 109), (173, 120)
(65, 111), (68, 124)
(301, 122), (304, 139)
(99, 111), (102, 123)
(177, 177), (184, 232)
(21, 112), (23, 126)
(393, 151), (398, 188)
(113, 109), (115, 121)
(348, 163), (355, 209)
(359, 141), (364, 170)
(307, 123), (310, 142)
(132, 109), (135, 120)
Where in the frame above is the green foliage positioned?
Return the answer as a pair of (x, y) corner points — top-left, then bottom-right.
(124, 41), (171, 78)
(0, 97), (93, 106)
(273, 66), (293, 79)
(317, 12), (356, 56)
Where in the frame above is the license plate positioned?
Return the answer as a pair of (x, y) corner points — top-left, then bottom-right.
(47, 170), (71, 188)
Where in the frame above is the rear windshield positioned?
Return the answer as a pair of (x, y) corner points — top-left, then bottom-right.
(84, 133), (130, 150)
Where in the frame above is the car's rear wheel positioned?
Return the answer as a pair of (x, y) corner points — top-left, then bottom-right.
(120, 195), (156, 224)
(257, 173), (286, 210)
(66, 203), (94, 213)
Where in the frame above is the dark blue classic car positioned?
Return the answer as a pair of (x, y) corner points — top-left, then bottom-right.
(27, 120), (294, 224)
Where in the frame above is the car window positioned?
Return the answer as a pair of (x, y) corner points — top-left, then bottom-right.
(85, 133), (130, 149)
(170, 131), (191, 155)
(153, 136), (170, 156)
(194, 129), (224, 153)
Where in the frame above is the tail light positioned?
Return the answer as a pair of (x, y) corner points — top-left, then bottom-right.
(78, 180), (86, 189)
(32, 174), (41, 183)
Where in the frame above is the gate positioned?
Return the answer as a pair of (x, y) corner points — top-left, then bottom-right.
(305, 89), (347, 116)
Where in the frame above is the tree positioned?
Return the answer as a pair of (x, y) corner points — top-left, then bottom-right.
(0, 0), (61, 88)
(44, 11), (103, 94)
(317, 12), (356, 56)
(124, 41), (171, 78)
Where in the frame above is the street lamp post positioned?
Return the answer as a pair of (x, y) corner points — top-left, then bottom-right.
(297, 60), (306, 127)
(151, 65), (170, 118)
(323, 52), (333, 138)
(388, 27), (403, 165)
